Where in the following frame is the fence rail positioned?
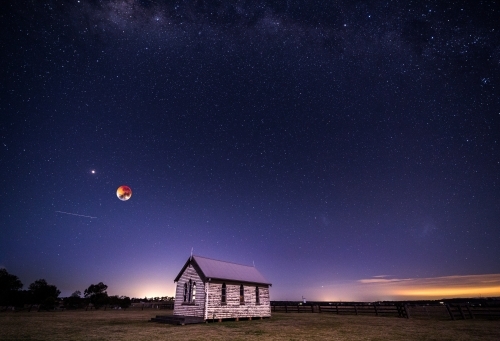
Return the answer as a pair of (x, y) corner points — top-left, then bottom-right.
(271, 303), (408, 318)
(270, 302), (500, 320)
(446, 304), (500, 320)
(130, 303), (174, 310)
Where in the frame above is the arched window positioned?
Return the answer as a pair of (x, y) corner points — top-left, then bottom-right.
(183, 282), (187, 302)
(221, 283), (226, 304)
(192, 282), (196, 303)
(240, 284), (245, 304)
(256, 286), (260, 305)
(188, 279), (192, 303)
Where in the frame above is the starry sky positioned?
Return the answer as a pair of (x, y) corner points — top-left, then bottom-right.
(1, 0), (499, 301)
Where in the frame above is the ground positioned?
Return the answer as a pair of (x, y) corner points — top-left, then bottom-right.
(0, 308), (498, 340)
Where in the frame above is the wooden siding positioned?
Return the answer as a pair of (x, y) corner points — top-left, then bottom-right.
(173, 264), (205, 318)
(205, 281), (271, 320)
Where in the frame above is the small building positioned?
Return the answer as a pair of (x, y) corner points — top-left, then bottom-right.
(173, 255), (272, 321)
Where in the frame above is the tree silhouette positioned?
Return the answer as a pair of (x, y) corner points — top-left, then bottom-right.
(119, 296), (131, 309)
(0, 268), (23, 308)
(84, 282), (109, 309)
(108, 295), (131, 309)
(28, 279), (61, 310)
(64, 290), (84, 309)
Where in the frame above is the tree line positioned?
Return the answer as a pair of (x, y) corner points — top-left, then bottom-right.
(0, 268), (131, 311)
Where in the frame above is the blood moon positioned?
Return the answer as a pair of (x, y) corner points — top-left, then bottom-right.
(116, 185), (132, 201)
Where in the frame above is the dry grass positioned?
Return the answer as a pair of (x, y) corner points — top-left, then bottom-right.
(0, 308), (499, 341)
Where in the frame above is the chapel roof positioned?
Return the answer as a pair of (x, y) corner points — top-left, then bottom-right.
(174, 255), (272, 286)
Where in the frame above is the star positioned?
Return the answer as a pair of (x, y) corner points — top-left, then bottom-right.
(1, 0), (498, 302)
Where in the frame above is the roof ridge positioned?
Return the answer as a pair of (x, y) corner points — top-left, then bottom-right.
(193, 254), (254, 268)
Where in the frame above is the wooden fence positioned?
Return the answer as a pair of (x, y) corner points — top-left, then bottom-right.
(131, 303), (174, 310)
(320, 303), (410, 318)
(270, 302), (500, 320)
(445, 304), (500, 320)
(271, 303), (408, 318)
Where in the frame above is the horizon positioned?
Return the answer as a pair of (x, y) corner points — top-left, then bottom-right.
(4, 265), (500, 302)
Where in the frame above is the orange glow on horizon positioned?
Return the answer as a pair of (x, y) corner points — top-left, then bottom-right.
(395, 286), (500, 298)
(305, 274), (500, 302)
(110, 274), (500, 302)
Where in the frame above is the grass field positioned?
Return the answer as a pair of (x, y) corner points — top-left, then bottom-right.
(1, 309), (499, 341)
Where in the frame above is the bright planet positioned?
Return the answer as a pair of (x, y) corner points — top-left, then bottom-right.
(116, 185), (132, 201)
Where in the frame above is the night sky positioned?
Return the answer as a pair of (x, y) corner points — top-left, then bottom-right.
(1, 0), (499, 302)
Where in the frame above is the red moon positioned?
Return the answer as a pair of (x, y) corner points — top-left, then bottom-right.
(116, 185), (132, 201)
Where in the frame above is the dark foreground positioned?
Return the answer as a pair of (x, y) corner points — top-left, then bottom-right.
(1, 309), (499, 340)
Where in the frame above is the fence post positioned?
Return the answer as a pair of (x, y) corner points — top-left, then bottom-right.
(457, 305), (466, 320)
(445, 304), (455, 320)
(374, 305), (378, 316)
(354, 305), (358, 315)
(465, 304), (474, 319)
(404, 304), (410, 319)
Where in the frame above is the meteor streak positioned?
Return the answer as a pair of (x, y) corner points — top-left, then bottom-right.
(55, 211), (97, 219)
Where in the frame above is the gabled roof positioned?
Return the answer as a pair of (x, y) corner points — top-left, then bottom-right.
(174, 255), (271, 286)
